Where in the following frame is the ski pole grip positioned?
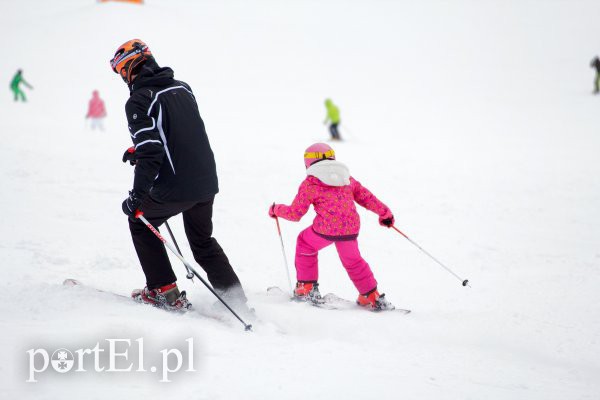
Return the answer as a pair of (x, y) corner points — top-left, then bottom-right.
(134, 210), (144, 218)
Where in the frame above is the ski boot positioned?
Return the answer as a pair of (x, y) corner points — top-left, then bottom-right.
(357, 289), (395, 311)
(131, 283), (191, 311)
(293, 281), (325, 305)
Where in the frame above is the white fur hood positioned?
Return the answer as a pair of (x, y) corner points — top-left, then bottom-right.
(306, 160), (351, 186)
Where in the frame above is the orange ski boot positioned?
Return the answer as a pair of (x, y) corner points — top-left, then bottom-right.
(357, 288), (395, 311)
(293, 281), (324, 304)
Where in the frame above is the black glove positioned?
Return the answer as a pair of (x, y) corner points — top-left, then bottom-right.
(122, 190), (142, 218)
(379, 212), (395, 227)
(122, 146), (136, 165)
(381, 218), (394, 227)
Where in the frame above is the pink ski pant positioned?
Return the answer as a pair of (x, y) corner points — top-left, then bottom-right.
(295, 227), (377, 295)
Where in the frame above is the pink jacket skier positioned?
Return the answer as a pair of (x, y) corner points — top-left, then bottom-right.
(86, 90), (107, 130)
(269, 143), (396, 310)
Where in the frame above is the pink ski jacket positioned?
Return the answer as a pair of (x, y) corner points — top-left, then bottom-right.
(274, 160), (391, 240)
(86, 92), (106, 118)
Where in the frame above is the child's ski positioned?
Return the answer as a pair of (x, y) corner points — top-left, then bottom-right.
(266, 286), (339, 310)
(323, 293), (411, 314)
(266, 286), (411, 314)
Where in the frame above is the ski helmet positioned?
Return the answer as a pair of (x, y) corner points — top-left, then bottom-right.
(110, 39), (153, 84)
(304, 143), (335, 168)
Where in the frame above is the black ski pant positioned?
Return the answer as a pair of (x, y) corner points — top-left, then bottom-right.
(128, 195), (243, 293)
(329, 123), (341, 140)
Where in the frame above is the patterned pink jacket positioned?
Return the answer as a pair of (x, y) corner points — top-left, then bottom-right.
(274, 160), (391, 240)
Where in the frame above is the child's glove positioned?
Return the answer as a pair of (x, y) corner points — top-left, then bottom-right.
(379, 211), (395, 227)
(268, 203), (279, 218)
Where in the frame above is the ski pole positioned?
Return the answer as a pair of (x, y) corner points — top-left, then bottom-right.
(164, 221), (194, 280)
(340, 123), (356, 140)
(135, 211), (253, 331)
(272, 205), (293, 294)
(391, 226), (470, 287)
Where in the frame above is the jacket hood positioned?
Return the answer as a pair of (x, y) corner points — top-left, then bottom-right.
(129, 62), (175, 92)
(306, 160), (350, 187)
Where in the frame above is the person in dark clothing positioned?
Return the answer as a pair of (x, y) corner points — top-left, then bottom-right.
(111, 39), (247, 311)
(591, 56), (600, 94)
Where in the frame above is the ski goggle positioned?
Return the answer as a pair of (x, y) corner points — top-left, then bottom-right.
(304, 149), (335, 160)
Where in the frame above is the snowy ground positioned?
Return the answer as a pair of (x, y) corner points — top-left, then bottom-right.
(1, 0), (599, 399)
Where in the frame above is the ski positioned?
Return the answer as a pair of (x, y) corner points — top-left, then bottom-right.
(63, 278), (131, 300)
(266, 286), (411, 314)
(63, 278), (232, 324)
(323, 293), (411, 314)
(266, 286), (339, 310)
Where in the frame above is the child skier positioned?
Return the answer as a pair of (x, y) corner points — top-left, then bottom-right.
(85, 90), (107, 130)
(10, 69), (33, 102)
(269, 143), (395, 310)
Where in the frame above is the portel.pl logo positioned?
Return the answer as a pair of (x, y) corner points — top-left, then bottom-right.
(26, 337), (195, 383)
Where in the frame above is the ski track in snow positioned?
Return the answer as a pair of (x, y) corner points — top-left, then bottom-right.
(1, 0), (600, 399)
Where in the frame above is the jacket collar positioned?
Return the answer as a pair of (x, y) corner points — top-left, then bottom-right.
(129, 63), (175, 92)
(306, 160), (351, 187)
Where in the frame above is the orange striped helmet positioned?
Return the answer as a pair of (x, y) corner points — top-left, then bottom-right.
(110, 39), (153, 84)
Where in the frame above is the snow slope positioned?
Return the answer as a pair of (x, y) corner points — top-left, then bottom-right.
(1, 0), (599, 398)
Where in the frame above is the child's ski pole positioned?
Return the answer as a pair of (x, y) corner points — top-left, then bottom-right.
(272, 205), (293, 294)
(135, 211), (253, 331)
(391, 226), (470, 287)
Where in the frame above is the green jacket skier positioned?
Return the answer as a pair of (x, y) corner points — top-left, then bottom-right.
(323, 98), (341, 140)
(10, 70), (32, 102)
(591, 57), (600, 94)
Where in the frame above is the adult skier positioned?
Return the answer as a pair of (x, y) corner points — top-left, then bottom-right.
(85, 90), (107, 131)
(323, 98), (341, 141)
(10, 69), (33, 102)
(591, 56), (600, 94)
(110, 39), (248, 311)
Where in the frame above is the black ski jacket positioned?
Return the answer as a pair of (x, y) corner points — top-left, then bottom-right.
(125, 64), (218, 202)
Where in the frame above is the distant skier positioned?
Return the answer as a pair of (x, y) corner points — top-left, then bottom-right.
(268, 142), (396, 310)
(591, 57), (600, 94)
(111, 39), (248, 311)
(10, 69), (33, 102)
(323, 98), (341, 141)
(85, 90), (107, 131)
